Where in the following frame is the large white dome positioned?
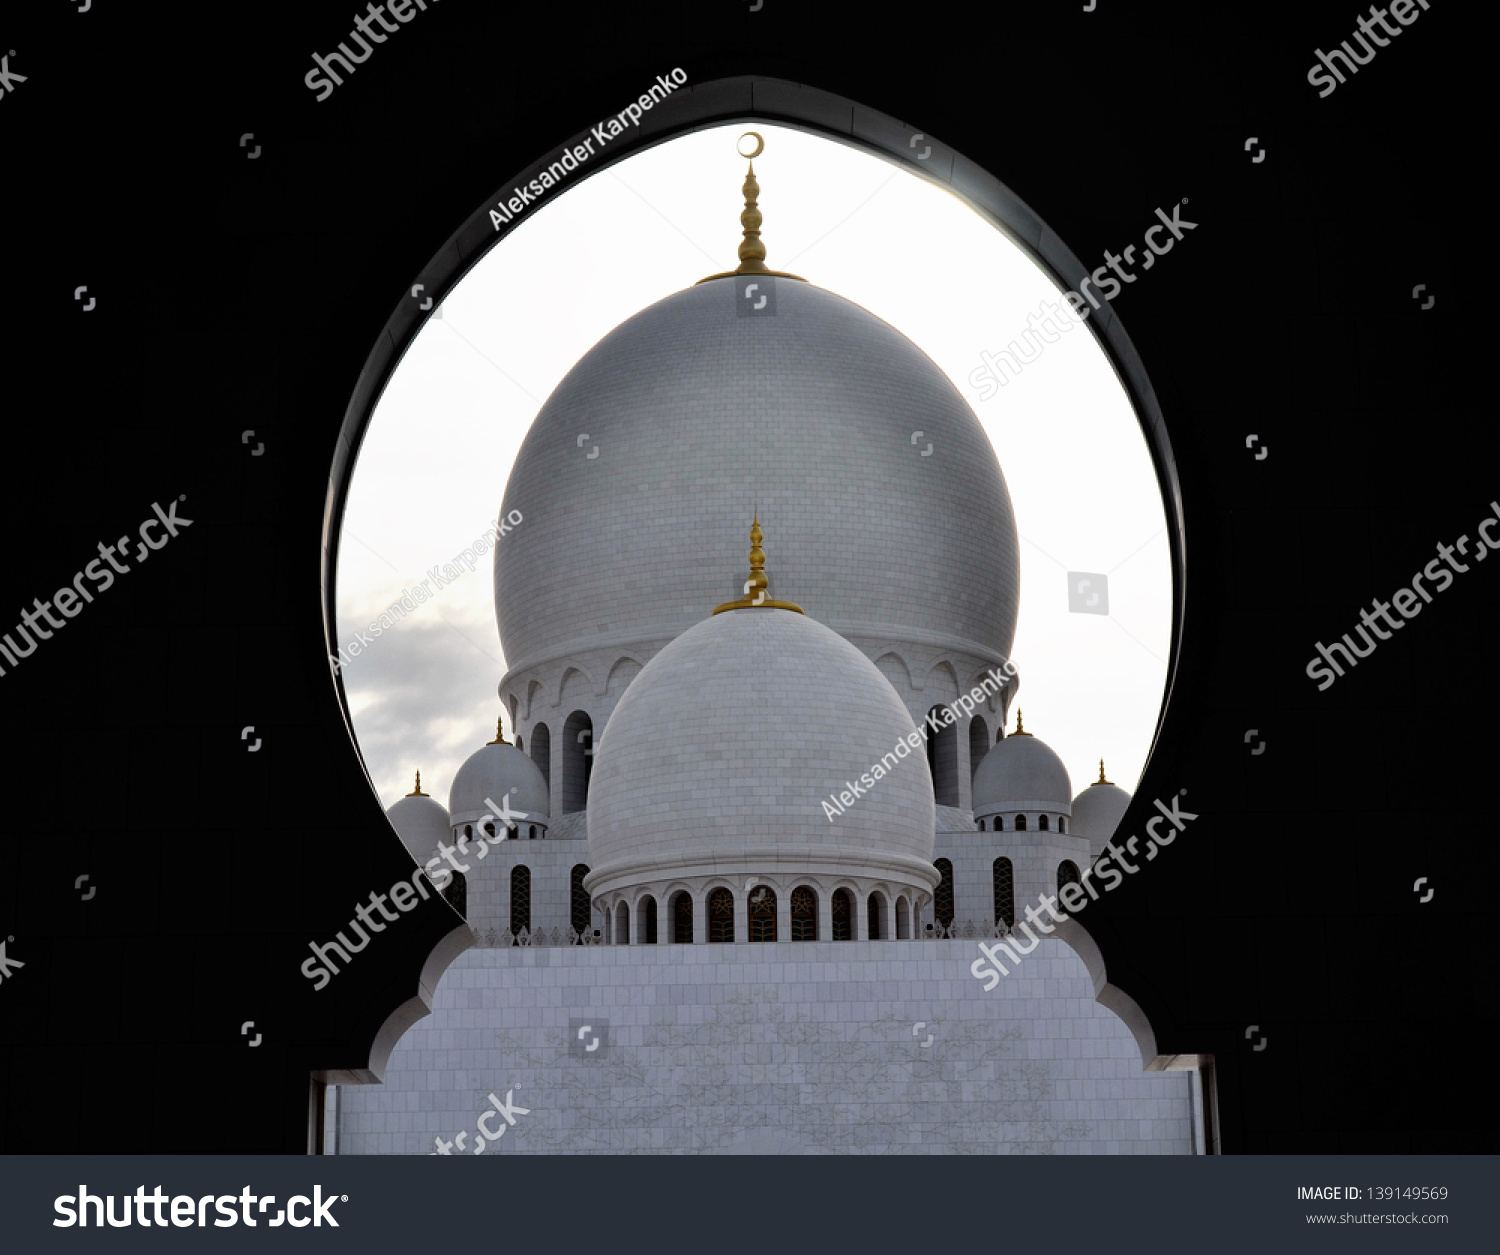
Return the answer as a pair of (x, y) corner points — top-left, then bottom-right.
(584, 604), (937, 897)
(495, 276), (1020, 677)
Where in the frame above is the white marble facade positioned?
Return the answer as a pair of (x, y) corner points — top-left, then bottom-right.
(334, 938), (1195, 1155)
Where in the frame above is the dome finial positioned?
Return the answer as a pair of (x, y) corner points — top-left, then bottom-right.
(1095, 758), (1112, 786)
(487, 714), (510, 746)
(696, 132), (806, 284)
(713, 513), (804, 614)
(1012, 709), (1032, 737)
(407, 770), (427, 797)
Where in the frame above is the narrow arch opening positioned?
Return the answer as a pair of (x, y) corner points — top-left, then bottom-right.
(530, 722), (551, 793)
(993, 857), (1015, 928)
(969, 715), (989, 780)
(926, 706), (959, 806)
(561, 710), (593, 812)
(934, 858), (955, 930)
(510, 865), (531, 936)
(831, 888), (853, 941)
(791, 885), (817, 940)
(671, 891), (694, 944)
(570, 864), (591, 940)
(748, 885), (777, 942)
(708, 887), (734, 943)
(442, 870), (467, 920)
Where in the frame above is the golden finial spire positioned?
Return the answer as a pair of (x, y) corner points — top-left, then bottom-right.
(487, 715), (510, 746)
(697, 132), (806, 284)
(1094, 759), (1112, 786)
(1012, 710), (1032, 737)
(713, 512), (804, 614)
(406, 770), (427, 797)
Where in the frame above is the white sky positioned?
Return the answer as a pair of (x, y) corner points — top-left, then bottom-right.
(337, 122), (1171, 813)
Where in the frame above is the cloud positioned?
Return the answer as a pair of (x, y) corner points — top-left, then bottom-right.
(339, 606), (509, 811)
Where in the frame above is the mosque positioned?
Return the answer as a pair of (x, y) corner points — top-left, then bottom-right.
(329, 135), (1203, 1154)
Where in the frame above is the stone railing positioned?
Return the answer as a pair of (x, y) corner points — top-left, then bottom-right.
(472, 920), (1011, 946)
(921, 919), (1012, 940)
(475, 925), (605, 947)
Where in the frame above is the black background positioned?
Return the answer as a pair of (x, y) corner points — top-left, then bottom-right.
(0, 0), (1492, 1154)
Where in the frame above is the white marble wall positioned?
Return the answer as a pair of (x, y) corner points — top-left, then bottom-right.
(334, 937), (1194, 1155)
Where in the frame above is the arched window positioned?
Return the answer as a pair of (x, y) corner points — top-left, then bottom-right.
(1039, 814), (1049, 831)
(992, 815), (1004, 832)
(976, 818), (985, 831)
(530, 722), (551, 793)
(1059, 817), (1066, 833)
(867, 892), (885, 940)
(570, 864), (592, 939)
(895, 896), (911, 939)
(969, 715), (989, 780)
(510, 865), (531, 936)
(641, 896), (657, 944)
(748, 885), (777, 941)
(442, 870), (467, 919)
(482, 819), (497, 841)
(672, 891), (694, 943)
(933, 858), (955, 930)
(831, 889), (853, 941)
(464, 824), (473, 840)
(515, 735), (522, 752)
(791, 886), (816, 940)
(614, 900), (629, 945)
(529, 824), (537, 839)
(1057, 860), (1081, 894)
(561, 710), (593, 812)
(1015, 814), (1027, 831)
(708, 887), (734, 942)
(926, 706), (959, 807)
(992, 857), (1015, 928)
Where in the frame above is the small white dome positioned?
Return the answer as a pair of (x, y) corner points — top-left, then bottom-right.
(448, 719), (551, 830)
(386, 779), (451, 865)
(972, 715), (1073, 812)
(586, 598), (937, 896)
(1071, 763), (1132, 856)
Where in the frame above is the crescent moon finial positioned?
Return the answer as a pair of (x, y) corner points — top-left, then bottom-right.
(737, 130), (764, 159)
